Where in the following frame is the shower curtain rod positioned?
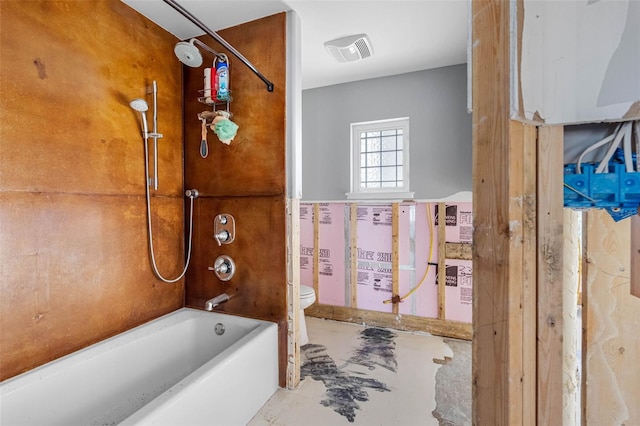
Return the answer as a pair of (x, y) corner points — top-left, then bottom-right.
(162, 0), (274, 92)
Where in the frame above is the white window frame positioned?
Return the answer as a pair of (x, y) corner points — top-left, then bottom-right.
(346, 117), (414, 200)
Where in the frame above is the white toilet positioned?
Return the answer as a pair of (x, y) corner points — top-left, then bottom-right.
(299, 285), (316, 346)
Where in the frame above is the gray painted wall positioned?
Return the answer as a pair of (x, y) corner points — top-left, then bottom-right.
(302, 64), (472, 201)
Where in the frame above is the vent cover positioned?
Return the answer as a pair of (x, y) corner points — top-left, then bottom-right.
(324, 34), (374, 63)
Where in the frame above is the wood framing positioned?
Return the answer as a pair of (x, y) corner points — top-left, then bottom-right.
(472, 0), (517, 422)
(286, 198), (301, 389)
(536, 125), (564, 423)
(349, 203), (358, 308)
(521, 122), (538, 426)
(303, 200), (472, 342)
(437, 202), (447, 320)
(445, 242), (472, 261)
(632, 215), (640, 298)
(472, 0), (542, 424)
(562, 208), (580, 426)
(313, 204), (320, 298)
(391, 203), (400, 314)
(306, 304), (472, 340)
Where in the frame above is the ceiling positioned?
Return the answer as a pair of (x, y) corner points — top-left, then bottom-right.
(122, 0), (469, 90)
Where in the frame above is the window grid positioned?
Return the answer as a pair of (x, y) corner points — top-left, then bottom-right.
(349, 117), (411, 199)
(359, 129), (403, 189)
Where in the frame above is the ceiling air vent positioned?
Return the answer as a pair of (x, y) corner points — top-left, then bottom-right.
(324, 34), (374, 63)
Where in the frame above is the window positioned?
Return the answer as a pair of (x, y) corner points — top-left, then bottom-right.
(347, 117), (414, 200)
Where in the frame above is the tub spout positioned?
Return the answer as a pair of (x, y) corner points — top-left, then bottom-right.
(205, 293), (230, 311)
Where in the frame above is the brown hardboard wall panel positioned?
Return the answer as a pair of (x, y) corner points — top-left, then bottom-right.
(0, 193), (184, 381)
(183, 13), (287, 197)
(0, 0), (184, 381)
(182, 13), (288, 385)
(184, 195), (288, 386)
(185, 196), (287, 320)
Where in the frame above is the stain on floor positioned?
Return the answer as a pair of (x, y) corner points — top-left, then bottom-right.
(249, 317), (459, 426)
(301, 326), (397, 422)
(348, 327), (397, 372)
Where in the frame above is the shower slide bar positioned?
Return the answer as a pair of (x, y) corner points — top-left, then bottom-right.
(162, 0), (275, 93)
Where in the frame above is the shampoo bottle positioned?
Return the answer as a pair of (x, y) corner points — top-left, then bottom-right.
(215, 56), (229, 102)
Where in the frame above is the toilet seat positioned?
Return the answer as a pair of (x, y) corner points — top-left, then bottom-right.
(300, 285), (316, 309)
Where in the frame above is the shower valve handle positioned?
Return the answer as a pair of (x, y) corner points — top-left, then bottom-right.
(213, 214), (235, 246)
(208, 255), (235, 281)
(214, 230), (230, 246)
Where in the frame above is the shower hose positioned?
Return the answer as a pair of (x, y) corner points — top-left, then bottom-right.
(143, 135), (195, 283)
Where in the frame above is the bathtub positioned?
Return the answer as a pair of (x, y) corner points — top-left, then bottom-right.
(0, 308), (279, 425)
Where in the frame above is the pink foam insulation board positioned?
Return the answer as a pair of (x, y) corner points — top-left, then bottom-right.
(298, 201), (473, 323)
(355, 205), (393, 312)
(398, 203), (438, 318)
(443, 259), (473, 323)
(299, 203), (314, 287)
(436, 203), (473, 243)
(317, 204), (347, 306)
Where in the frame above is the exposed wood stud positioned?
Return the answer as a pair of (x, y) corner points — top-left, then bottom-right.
(437, 202), (446, 320)
(632, 215), (640, 298)
(445, 242), (472, 260)
(350, 203), (358, 308)
(286, 198), (301, 389)
(506, 120), (526, 426)
(306, 304), (472, 341)
(521, 122), (538, 426)
(536, 125), (564, 424)
(471, 0), (540, 422)
(392, 203), (400, 314)
(313, 203), (320, 298)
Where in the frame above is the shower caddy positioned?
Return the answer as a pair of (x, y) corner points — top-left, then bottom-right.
(196, 56), (234, 157)
(197, 57), (233, 137)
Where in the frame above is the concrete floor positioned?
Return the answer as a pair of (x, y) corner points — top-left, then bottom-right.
(249, 317), (471, 426)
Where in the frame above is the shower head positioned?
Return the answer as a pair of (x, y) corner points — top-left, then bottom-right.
(129, 98), (149, 112)
(130, 98), (149, 137)
(174, 39), (203, 68)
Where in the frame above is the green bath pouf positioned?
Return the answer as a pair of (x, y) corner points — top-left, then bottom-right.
(213, 117), (239, 145)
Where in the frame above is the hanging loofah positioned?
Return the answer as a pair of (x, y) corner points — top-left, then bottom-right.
(211, 116), (239, 145)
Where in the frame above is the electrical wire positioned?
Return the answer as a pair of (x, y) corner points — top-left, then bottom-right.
(622, 121), (634, 172)
(383, 204), (435, 304)
(576, 130), (616, 174)
(595, 122), (628, 173)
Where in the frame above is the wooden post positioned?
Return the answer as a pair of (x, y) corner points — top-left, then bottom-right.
(313, 203), (320, 298)
(563, 208), (581, 426)
(537, 125), (564, 423)
(521, 122), (538, 426)
(286, 198), (301, 389)
(472, 1), (540, 424)
(391, 203), (400, 315)
(350, 203), (358, 308)
(632, 215), (640, 298)
(437, 202), (446, 320)
(472, 0), (517, 422)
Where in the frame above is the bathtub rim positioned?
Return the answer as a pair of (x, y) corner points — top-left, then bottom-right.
(0, 307), (277, 393)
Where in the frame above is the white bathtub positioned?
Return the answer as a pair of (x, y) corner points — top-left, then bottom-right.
(0, 308), (279, 426)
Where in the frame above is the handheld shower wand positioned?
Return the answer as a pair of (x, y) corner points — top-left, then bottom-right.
(129, 99), (149, 138)
(130, 83), (162, 191)
(129, 89), (198, 284)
